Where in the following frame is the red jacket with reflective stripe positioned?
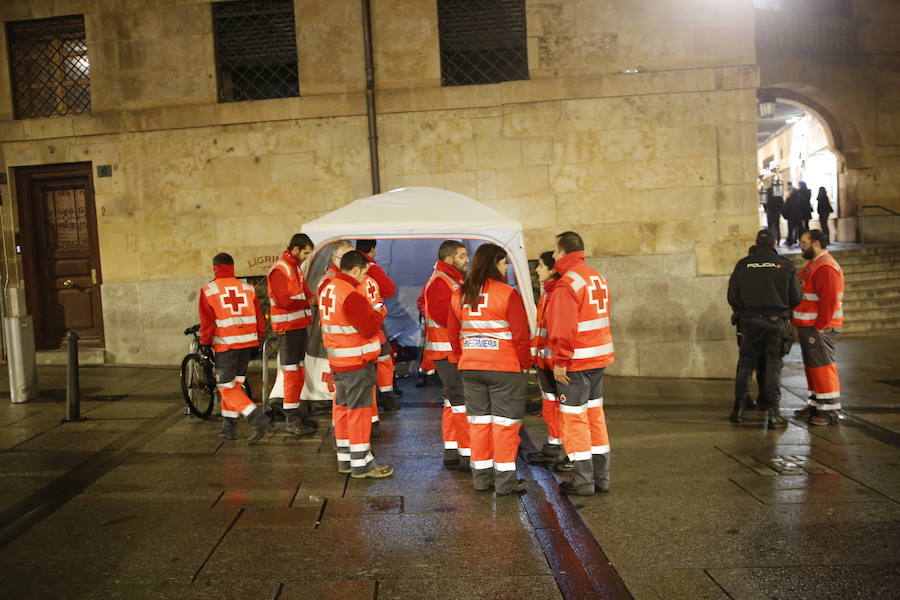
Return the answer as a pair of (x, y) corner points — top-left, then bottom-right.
(791, 252), (844, 329)
(362, 254), (395, 298)
(423, 260), (464, 364)
(198, 265), (265, 352)
(359, 274), (388, 344)
(319, 272), (384, 372)
(267, 249), (313, 332)
(447, 278), (531, 373)
(546, 252), (615, 371)
(531, 278), (560, 370)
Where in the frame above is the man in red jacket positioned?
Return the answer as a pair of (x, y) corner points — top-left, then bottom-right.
(420, 240), (469, 468)
(357, 240), (401, 411)
(199, 253), (270, 442)
(318, 240), (354, 297)
(319, 250), (394, 479)
(267, 233), (317, 436)
(547, 231), (615, 496)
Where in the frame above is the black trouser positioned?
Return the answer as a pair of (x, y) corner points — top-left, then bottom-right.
(765, 210), (781, 244)
(735, 323), (765, 403)
(735, 316), (790, 405)
(786, 219), (803, 245)
(820, 216), (831, 242)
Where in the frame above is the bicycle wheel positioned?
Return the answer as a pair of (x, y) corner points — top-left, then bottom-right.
(180, 354), (216, 419)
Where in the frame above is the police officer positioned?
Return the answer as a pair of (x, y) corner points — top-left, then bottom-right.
(727, 229), (802, 428)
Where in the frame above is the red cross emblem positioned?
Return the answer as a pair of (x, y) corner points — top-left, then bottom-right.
(221, 286), (248, 315)
(320, 285), (336, 319)
(322, 371), (335, 393)
(587, 276), (608, 314)
(365, 279), (379, 303)
(470, 292), (489, 316)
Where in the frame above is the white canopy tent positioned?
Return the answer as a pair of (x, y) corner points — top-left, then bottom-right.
(267, 187), (537, 403)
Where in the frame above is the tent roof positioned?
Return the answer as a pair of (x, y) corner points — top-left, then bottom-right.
(301, 187), (522, 237)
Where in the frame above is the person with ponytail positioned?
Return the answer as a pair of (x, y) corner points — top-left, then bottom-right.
(447, 243), (531, 495)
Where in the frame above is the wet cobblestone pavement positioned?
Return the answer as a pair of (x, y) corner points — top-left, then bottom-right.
(0, 335), (898, 599)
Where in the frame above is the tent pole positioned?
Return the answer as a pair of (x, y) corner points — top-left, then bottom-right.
(361, 0), (381, 194)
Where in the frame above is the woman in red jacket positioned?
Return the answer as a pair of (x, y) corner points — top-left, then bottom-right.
(527, 251), (568, 470)
(448, 243), (531, 495)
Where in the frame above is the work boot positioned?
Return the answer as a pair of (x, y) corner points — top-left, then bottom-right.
(527, 451), (556, 465)
(218, 417), (238, 440)
(554, 457), (574, 473)
(351, 464), (394, 479)
(393, 383), (404, 397)
(379, 390), (402, 412)
(299, 402), (318, 429)
(443, 449), (460, 467)
(496, 479), (527, 496)
(246, 408), (272, 443)
(559, 481), (594, 497)
(767, 403), (787, 429)
(592, 453), (610, 493)
(283, 409), (316, 437)
(729, 397), (744, 423)
(371, 420), (380, 439)
(794, 405), (816, 418)
(809, 410), (839, 426)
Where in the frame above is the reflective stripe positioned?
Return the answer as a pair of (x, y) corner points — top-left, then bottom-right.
(458, 447), (471, 457)
(221, 409), (238, 418)
(283, 402), (300, 409)
(425, 318), (441, 328)
(290, 293), (306, 300)
(371, 414), (379, 423)
(577, 317), (609, 332)
(326, 341), (381, 357)
(235, 376), (246, 382)
(351, 454), (374, 467)
(544, 393), (558, 402)
(471, 459), (494, 470)
(587, 397), (604, 408)
(535, 327), (548, 337)
(282, 364), (299, 371)
(591, 444), (610, 454)
(460, 319), (510, 329)
(270, 309), (312, 323)
(833, 310), (843, 318)
(813, 402), (841, 411)
(335, 439), (350, 447)
(559, 404), (588, 415)
(566, 270), (587, 292)
(450, 404), (467, 414)
(467, 415), (493, 425)
(547, 437), (562, 445)
(572, 343), (615, 359)
(425, 341), (453, 351)
(815, 391), (841, 399)
(568, 450), (591, 461)
(337, 453), (351, 461)
(494, 461), (517, 472)
(213, 333), (257, 345)
(377, 354), (391, 362)
(204, 282), (220, 296)
(461, 331), (513, 340)
(378, 386), (393, 392)
(538, 348), (552, 359)
(321, 324), (359, 334)
(443, 398), (452, 408)
(216, 381), (235, 389)
(241, 404), (256, 416)
(215, 315), (257, 328)
(444, 441), (459, 450)
(803, 293), (819, 301)
(792, 311), (817, 320)
(349, 443), (370, 452)
(492, 416), (522, 427)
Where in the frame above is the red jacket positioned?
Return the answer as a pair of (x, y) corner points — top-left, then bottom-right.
(423, 260), (464, 327)
(363, 253), (395, 299)
(198, 264), (265, 348)
(322, 272), (384, 371)
(447, 280), (531, 370)
(267, 249), (313, 331)
(318, 263), (340, 297)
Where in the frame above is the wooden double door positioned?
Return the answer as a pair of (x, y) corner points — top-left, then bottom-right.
(15, 162), (104, 349)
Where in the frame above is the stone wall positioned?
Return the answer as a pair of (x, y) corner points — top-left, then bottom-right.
(0, 0), (761, 376)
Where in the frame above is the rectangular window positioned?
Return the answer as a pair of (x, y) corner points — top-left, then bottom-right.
(438, 0), (529, 87)
(6, 15), (91, 119)
(213, 0), (300, 102)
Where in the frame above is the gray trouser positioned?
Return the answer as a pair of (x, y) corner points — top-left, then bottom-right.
(798, 326), (841, 410)
(461, 370), (526, 494)
(333, 362), (377, 475)
(557, 368), (610, 493)
(435, 359), (468, 465)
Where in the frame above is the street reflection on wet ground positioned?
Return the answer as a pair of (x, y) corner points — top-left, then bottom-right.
(0, 335), (897, 599)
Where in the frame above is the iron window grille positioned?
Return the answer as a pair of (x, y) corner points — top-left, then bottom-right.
(213, 0), (300, 102)
(6, 15), (91, 119)
(438, 0), (529, 87)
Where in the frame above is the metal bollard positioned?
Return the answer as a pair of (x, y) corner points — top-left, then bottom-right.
(63, 330), (84, 422)
(260, 335), (272, 413)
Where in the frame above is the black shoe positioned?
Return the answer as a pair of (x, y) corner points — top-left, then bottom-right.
(559, 481), (593, 497)
(393, 386), (404, 397)
(286, 423), (316, 437)
(379, 391), (402, 412)
(554, 458), (574, 473)
(595, 479), (609, 493)
(767, 407), (787, 429)
(497, 479), (527, 495)
(527, 452), (557, 465)
(729, 397), (743, 423)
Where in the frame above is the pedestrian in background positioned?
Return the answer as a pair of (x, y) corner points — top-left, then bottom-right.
(781, 187), (805, 247)
(798, 181), (813, 232)
(817, 187), (834, 242)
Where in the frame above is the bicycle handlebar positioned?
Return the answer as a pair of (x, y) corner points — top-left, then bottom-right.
(184, 324), (200, 336)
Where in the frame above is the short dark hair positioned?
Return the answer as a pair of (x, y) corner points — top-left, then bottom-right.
(555, 231), (584, 254)
(803, 229), (829, 248)
(755, 229), (775, 247)
(438, 240), (465, 260)
(289, 233), (313, 251)
(213, 252), (234, 266)
(340, 250), (369, 272)
(356, 239), (377, 254)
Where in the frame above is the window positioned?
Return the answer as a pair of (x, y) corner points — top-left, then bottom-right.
(213, 0), (300, 102)
(6, 15), (91, 119)
(438, 0), (529, 87)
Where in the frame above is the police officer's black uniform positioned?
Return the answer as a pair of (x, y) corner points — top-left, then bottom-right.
(726, 230), (802, 428)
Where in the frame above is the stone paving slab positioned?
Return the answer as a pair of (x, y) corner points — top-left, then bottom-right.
(377, 575), (564, 599)
(707, 565), (900, 600)
(0, 582), (281, 600)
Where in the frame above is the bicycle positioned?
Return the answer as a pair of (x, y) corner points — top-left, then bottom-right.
(180, 324), (253, 420)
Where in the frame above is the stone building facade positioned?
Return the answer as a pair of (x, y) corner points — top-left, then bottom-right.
(0, 0), (896, 377)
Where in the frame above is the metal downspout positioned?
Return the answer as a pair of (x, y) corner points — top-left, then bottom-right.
(361, 0), (380, 194)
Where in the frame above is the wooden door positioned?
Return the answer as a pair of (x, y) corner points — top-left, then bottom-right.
(15, 163), (104, 349)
